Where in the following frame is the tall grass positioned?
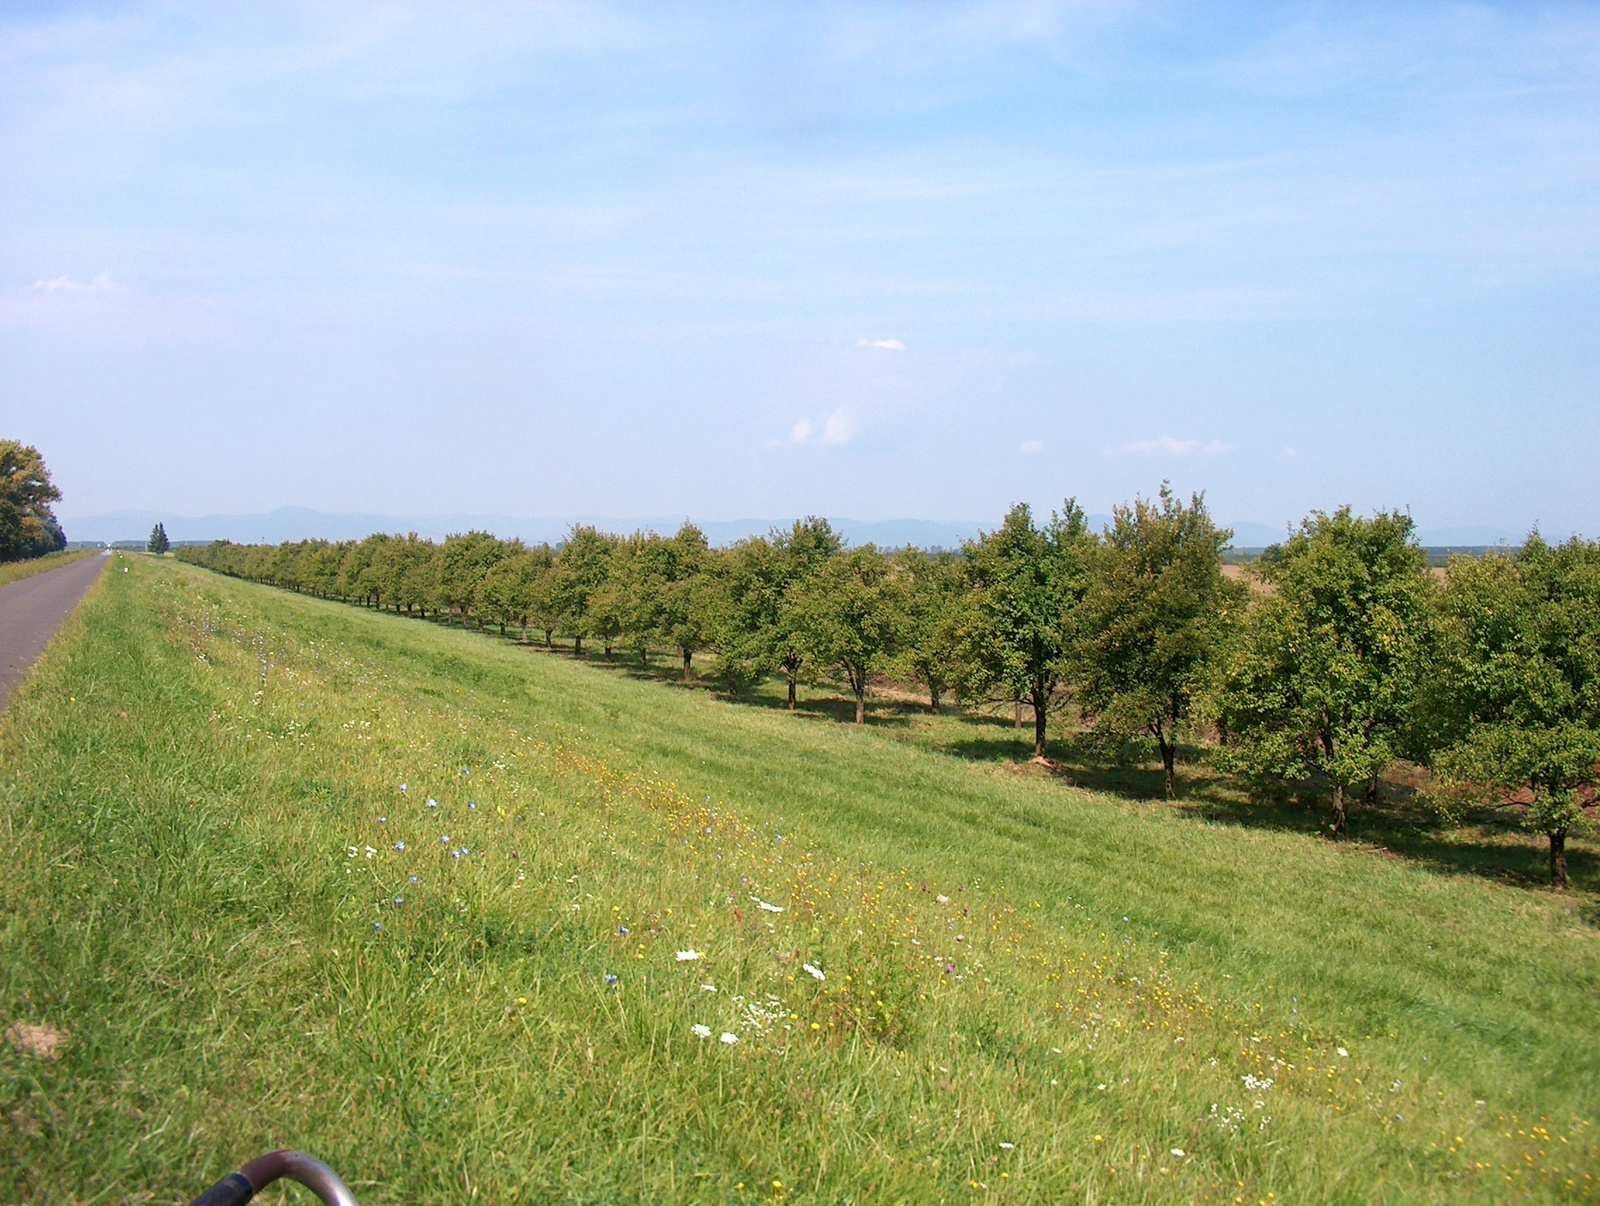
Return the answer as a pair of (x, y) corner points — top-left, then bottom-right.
(1, 556), (1594, 1204)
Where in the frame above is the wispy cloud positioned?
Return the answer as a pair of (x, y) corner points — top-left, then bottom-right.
(1116, 435), (1231, 457)
(788, 409), (858, 448)
(0, 273), (212, 337)
(856, 338), (905, 350)
(1020, 439), (1043, 454)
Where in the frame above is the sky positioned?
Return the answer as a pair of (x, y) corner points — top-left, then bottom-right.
(2, 1), (1597, 539)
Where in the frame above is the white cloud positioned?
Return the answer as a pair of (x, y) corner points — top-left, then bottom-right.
(1020, 439), (1043, 454)
(788, 409), (858, 448)
(33, 273), (130, 296)
(820, 409), (857, 446)
(1117, 435), (1231, 457)
(856, 338), (906, 350)
(0, 272), (213, 337)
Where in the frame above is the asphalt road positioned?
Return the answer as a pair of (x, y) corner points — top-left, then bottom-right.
(0, 552), (109, 713)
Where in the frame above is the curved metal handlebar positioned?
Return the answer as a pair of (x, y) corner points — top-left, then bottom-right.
(187, 1150), (360, 1206)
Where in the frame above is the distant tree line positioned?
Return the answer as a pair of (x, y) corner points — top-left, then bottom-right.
(177, 488), (1600, 886)
(0, 440), (67, 562)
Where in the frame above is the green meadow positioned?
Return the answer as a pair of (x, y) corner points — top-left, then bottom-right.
(2, 555), (1595, 1204)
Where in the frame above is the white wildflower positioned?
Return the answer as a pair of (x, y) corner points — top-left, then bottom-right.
(691, 1024), (711, 1039)
(802, 963), (825, 981)
(676, 950), (702, 961)
(719, 1032), (738, 1044)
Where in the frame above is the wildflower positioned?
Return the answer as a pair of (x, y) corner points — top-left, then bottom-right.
(442, 835), (451, 843)
(676, 950), (703, 961)
(944, 964), (955, 973)
(468, 801), (476, 809)
(803, 963), (825, 981)
(936, 894), (950, 904)
(427, 799), (438, 809)
(461, 768), (469, 775)
(409, 875), (418, 883)
(999, 1142), (1015, 1150)
(373, 922), (382, 930)
(1170, 1148), (1186, 1158)
(692, 1024), (712, 1038)
(618, 926), (630, 935)
(399, 783), (407, 792)
(451, 850), (462, 859)
(394, 841), (405, 851)
(702, 984), (717, 992)
(364, 846), (377, 858)
(378, 816), (386, 823)
(753, 898), (784, 913)
(719, 1032), (738, 1044)
(461, 847), (469, 856)
(517, 997), (528, 1005)
(1337, 1047), (1349, 1058)
(604, 974), (618, 984)
(393, 896), (403, 905)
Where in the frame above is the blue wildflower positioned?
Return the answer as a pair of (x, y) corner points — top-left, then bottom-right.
(604, 974), (618, 984)
(394, 841), (406, 851)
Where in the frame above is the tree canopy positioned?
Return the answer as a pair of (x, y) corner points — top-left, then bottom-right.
(1075, 485), (1241, 798)
(1215, 508), (1434, 836)
(0, 440), (66, 562)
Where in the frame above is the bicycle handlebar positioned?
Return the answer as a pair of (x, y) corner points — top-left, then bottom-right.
(187, 1150), (359, 1206)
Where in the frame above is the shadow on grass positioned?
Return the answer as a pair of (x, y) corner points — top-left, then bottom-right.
(466, 626), (1596, 905)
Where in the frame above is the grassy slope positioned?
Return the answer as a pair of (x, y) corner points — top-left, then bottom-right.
(0, 547), (100, 587)
(0, 558), (1594, 1204)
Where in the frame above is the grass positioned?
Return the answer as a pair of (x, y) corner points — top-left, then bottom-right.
(0, 547), (100, 587)
(1, 556), (1596, 1204)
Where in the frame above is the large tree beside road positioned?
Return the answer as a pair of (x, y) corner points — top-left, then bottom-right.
(0, 441), (67, 562)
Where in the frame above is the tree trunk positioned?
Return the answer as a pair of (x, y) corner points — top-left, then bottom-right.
(1332, 782), (1348, 838)
(1033, 698), (1047, 760)
(1550, 830), (1569, 888)
(1158, 730), (1175, 799)
(604, 642), (613, 661)
(682, 648), (693, 681)
(1015, 700), (1023, 731)
(544, 628), (554, 649)
(929, 685), (941, 714)
(788, 675), (797, 710)
(574, 635), (583, 657)
(640, 647), (649, 669)
(855, 684), (866, 725)
(500, 621), (506, 635)
(520, 620), (528, 643)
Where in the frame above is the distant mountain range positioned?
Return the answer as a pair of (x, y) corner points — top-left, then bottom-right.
(59, 506), (1519, 551)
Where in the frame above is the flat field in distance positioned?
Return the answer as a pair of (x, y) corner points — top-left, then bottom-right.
(1, 557), (1595, 1204)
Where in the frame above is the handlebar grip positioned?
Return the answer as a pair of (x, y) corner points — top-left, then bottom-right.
(187, 1151), (359, 1206)
(186, 1172), (255, 1206)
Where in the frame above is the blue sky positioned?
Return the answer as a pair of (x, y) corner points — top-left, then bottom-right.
(2, 2), (1597, 538)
